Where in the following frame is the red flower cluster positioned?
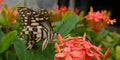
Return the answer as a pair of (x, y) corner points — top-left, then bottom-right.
(50, 5), (79, 22)
(54, 33), (110, 60)
(84, 7), (116, 32)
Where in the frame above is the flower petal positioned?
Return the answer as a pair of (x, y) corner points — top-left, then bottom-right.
(65, 55), (73, 60)
(55, 53), (66, 57)
(63, 47), (71, 52)
(70, 51), (81, 57)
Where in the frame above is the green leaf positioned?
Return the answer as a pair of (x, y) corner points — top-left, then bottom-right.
(33, 42), (55, 60)
(0, 55), (2, 60)
(62, 10), (73, 20)
(0, 31), (5, 41)
(116, 46), (120, 60)
(55, 15), (79, 37)
(0, 13), (8, 26)
(14, 38), (34, 60)
(98, 29), (109, 38)
(106, 35), (113, 42)
(13, 38), (26, 60)
(0, 31), (17, 53)
(6, 51), (17, 60)
(25, 50), (34, 60)
(79, 11), (84, 21)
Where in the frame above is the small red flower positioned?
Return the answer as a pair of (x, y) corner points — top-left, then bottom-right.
(60, 5), (69, 14)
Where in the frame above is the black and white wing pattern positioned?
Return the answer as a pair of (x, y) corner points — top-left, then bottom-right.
(17, 7), (58, 50)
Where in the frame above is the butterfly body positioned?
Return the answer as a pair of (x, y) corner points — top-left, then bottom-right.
(17, 7), (58, 50)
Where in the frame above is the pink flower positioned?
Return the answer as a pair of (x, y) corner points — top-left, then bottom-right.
(84, 7), (116, 32)
(54, 33), (109, 60)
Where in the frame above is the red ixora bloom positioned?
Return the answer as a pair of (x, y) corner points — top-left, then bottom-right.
(84, 7), (116, 32)
(54, 33), (110, 60)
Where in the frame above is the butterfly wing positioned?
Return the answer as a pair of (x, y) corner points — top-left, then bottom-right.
(38, 9), (55, 50)
(39, 21), (53, 50)
(18, 7), (39, 27)
(18, 7), (44, 49)
(17, 7), (57, 50)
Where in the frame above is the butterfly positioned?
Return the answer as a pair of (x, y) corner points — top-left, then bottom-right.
(17, 7), (58, 50)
